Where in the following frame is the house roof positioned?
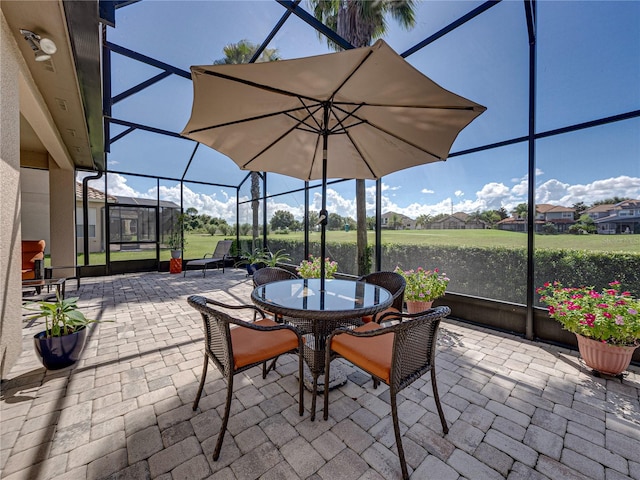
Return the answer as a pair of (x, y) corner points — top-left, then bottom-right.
(585, 204), (617, 214)
(536, 204), (574, 213)
(115, 196), (180, 209)
(75, 182), (117, 203)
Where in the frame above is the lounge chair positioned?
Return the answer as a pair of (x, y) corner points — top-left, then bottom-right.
(183, 240), (233, 277)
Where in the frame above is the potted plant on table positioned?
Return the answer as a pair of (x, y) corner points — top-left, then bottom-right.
(394, 266), (449, 314)
(25, 292), (99, 370)
(537, 280), (640, 376)
(296, 255), (338, 279)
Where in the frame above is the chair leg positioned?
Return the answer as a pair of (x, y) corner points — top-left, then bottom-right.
(390, 393), (409, 480)
(213, 374), (234, 461)
(263, 357), (278, 378)
(298, 352), (304, 417)
(193, 354), (208, 410)
(431, 368), (449, 434)
(323, 356), (331, 421)
(310, 374), (318, 421)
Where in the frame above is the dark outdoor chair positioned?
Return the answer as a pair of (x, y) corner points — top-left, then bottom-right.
(357, 271), (405, 323)
(252, 266), (299, 288)
(184, 239), (233, 277)
(323, 306), (451, 480)
(188, 295), (304, 460)
(252, 267), (299, 319)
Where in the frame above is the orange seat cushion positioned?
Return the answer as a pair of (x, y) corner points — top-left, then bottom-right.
(231, 319), (299, 369)
(361, 307), (400, 324)
(331, 322), (394, 383)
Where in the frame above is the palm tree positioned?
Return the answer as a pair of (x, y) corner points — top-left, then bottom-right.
(415, 214), (431, 230)
(215, 40), (281, 249)
(309, 0), (416, 275)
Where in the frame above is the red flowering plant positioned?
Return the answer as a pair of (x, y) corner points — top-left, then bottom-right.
(537, 281), (640, 346)
(394, 266), (449, 302)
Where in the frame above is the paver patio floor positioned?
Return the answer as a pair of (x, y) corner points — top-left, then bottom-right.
(2, 270), (639, 479)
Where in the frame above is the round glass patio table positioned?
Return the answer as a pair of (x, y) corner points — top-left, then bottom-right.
(251, 278), (392, 419)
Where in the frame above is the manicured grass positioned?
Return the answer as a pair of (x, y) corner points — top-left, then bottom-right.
(276, 229), (638, 252)
(63, 229), (638, 267)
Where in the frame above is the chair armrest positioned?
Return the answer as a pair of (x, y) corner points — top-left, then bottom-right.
(200, 296), (267, 320)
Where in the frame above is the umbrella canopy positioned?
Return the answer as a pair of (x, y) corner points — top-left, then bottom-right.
(182, 39), (486, 281)
(182, 39), (485, 181)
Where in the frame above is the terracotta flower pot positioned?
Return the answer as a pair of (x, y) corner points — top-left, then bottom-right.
(406, 300), (434, 314)
(575, 333), (638, 376)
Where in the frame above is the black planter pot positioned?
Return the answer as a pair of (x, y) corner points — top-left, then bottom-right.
(246, 263), (265, 276)
(33, 326), (88, 370)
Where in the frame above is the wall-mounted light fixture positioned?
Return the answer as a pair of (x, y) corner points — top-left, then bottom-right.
(19, 29), (57, 62)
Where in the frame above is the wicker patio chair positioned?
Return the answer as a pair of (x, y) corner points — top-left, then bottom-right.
(357, 271), (405, 323)
(252, 266), (299, 318)
(188, 295), (304, 460)
(323, 306), (451, 480)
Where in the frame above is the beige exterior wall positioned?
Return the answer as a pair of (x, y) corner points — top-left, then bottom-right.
(49, 163), (76, 270)
(20, 168), (51, 251)
(0, 11), (24, 378)
(0, 9), (78, 377)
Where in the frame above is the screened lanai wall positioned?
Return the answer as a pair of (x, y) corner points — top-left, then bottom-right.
(82, 0), (639, 343)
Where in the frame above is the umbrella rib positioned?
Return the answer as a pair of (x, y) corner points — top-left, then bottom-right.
(330, 103), (448, 160)
(241, 102), (322, 171)
(185, 104), (321, 135)
(198, 69), (322, 105)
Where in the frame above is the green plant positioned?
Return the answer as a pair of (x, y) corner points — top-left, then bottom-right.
(167, 213), (187, 250)
(235, 248), (268, 267)
(394, 266), (449, 302)
(537, 281), (640, 346)
(296, 255), (338, 279)
(263, 249), (291, 267)
(25, 291), (99, 338)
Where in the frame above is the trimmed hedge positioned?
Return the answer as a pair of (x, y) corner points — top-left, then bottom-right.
(267, 239), (640, 304)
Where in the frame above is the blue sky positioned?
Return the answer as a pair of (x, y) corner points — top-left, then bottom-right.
(96, 0), (640, 224)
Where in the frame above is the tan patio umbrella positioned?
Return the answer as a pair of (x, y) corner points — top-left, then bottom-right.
(181, 39), (485, 282)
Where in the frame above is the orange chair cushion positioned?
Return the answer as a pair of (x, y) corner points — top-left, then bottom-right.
(21, 240), (45, 280)
(331, 322), (394, 383)
(231, 319), (299, 369)
(361, 307), (400, 324)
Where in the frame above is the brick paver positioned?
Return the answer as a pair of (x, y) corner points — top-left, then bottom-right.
(1, 270), (639, 479)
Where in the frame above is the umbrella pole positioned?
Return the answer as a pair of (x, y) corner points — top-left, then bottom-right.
(319, 103), (329, 292)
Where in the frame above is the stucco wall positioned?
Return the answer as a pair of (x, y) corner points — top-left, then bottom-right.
(20, 167), (51, 251)
(0, 11), (23, 378)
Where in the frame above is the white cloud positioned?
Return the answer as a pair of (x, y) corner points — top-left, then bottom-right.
(421, 188), (435, 194)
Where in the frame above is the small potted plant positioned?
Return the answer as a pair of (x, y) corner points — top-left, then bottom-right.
(167, 213), (187, 259)
(236, 248), (269, 276)
(394, 266), (449, 313)
(25, 292), (100, 370)
(296, 255), (338, 279)
(538, 280), (640, 375)
(263, 249), (291, 267)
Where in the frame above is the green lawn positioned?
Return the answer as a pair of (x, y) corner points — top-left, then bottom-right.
(276, 229), (638, 252)
(62, 229), (638, 267)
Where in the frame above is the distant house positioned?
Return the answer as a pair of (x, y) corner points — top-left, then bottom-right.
(381, 211), (415, 230)
(497, 204), (575, 233)
(75, 184), (181, 252)
(535, 204), (576, 233)
(75, 182), (117, 253)
(429, 212), (487, 230)
(587, 200), (640, 234)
